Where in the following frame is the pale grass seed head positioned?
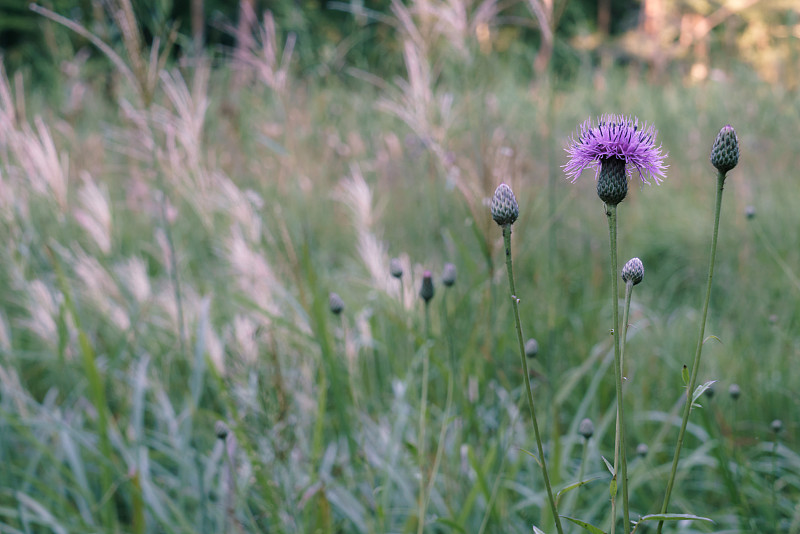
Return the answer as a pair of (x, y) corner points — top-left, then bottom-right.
(74, 249), (130, 330)
(226, 225), (281, 317)
(22, 279), (60, 343)
(74, 172), (112, 254)
(232, 315), (261, 366)
(115, 256), (151, 305)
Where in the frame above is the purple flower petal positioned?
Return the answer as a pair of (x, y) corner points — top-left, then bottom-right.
(564, 114), (667, 184)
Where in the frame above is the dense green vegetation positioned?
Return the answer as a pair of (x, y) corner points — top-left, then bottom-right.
(0, 1), (799, 533)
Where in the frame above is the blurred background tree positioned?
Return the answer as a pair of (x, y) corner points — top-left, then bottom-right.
(0, 0), (798, 91)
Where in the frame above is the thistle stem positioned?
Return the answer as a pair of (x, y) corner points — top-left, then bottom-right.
(657, 171), (726, 533)
(606, 205), (630, 534)
(417, 301), (431, 534)
(502, 225), (564, 534)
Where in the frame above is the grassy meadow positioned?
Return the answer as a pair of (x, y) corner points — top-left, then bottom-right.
(1, 5), (799, 534)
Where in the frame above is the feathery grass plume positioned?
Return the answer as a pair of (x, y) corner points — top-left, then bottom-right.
(729, 383), (741, 400)
(710, 125), (739, 174)
(524, 338), (539, 358)
(442, 263), (457, 287)
(329, 292), (345, 315)
(656, 124), (739, 534)
(491, 182), (563, 534)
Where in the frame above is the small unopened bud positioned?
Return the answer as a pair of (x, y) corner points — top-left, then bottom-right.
(729, 383), (741, 400)
(329, 292), (345, 315)
(621, 257), (644, 286)
(636, 443), (649, 457)
(710, 125), (739, 174)
(442, 263), (457, 287)
(578, 418), (594, 440)
(214, 420), (229, 440)
(524, 338), (539, 358)
(597, 157), (628, 206)
(491, 184), (519, 226)
(419, 271), (435, 303)
(704, 385), (715, 399)
(771, 419), (783, 434)
(745, 206), (755, 220)
(390, 258), (403, 279)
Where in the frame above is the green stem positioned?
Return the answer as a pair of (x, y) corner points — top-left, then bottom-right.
(657, 171), (726, 533)
(502, 225), (564, 534)
(417, 301), (431, 534)
(606, 205), (630, 534)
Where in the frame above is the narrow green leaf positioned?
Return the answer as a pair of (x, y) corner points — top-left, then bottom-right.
(609, 478), (617, 499)
(435, 518), (466, 533)
(692, 380), (717, 405)
(556, 477), (601, 502)
(533, 526), (547, 534)
(681, 364), (690, 385)
(519, 447), (543, 468)
(601, 456), (615, 477)
(637, 513), (713, 523)
(561, 516), (608, 534)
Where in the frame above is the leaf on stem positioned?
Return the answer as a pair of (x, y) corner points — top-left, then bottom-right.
(561, 516), (608, 534)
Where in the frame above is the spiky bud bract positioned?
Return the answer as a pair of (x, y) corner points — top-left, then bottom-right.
(491, 183), (519, 226)
(442, 263), (457, 287)
(390, 257), (403, 279)
(621, 257), (644, 286)
(597, 157), (628, 205)
(329, 292), (345, 315)
(419, 271), (435, 303)
(524, 338), (539, 359)
(578, 418), (594, 440)
(710, 125), (739, 174)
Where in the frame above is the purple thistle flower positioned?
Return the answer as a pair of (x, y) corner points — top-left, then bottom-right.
(564, 114), (667, 185)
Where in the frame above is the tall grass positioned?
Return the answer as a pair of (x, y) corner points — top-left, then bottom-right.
(0, 4), (798, 533)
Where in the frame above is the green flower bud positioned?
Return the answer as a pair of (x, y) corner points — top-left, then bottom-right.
(329, 292), (345, 315)
(442, 263), (457, 287)
(621, 257), (644, 286)
(491, 184), (519, 226)
(710, 125), (739, 174)
(419, 271), (435, 303)
(597, 157), (628, 205)
(390, 258), (403, 279)
(215, 420), (230, 440)
(578, 418), (594, 440)
(525, 338), (539, 359)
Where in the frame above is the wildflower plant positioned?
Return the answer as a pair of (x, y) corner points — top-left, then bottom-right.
(565, 115), (666, 533)
(491, 183), (563, 534)
(656, 125), (740, 533)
